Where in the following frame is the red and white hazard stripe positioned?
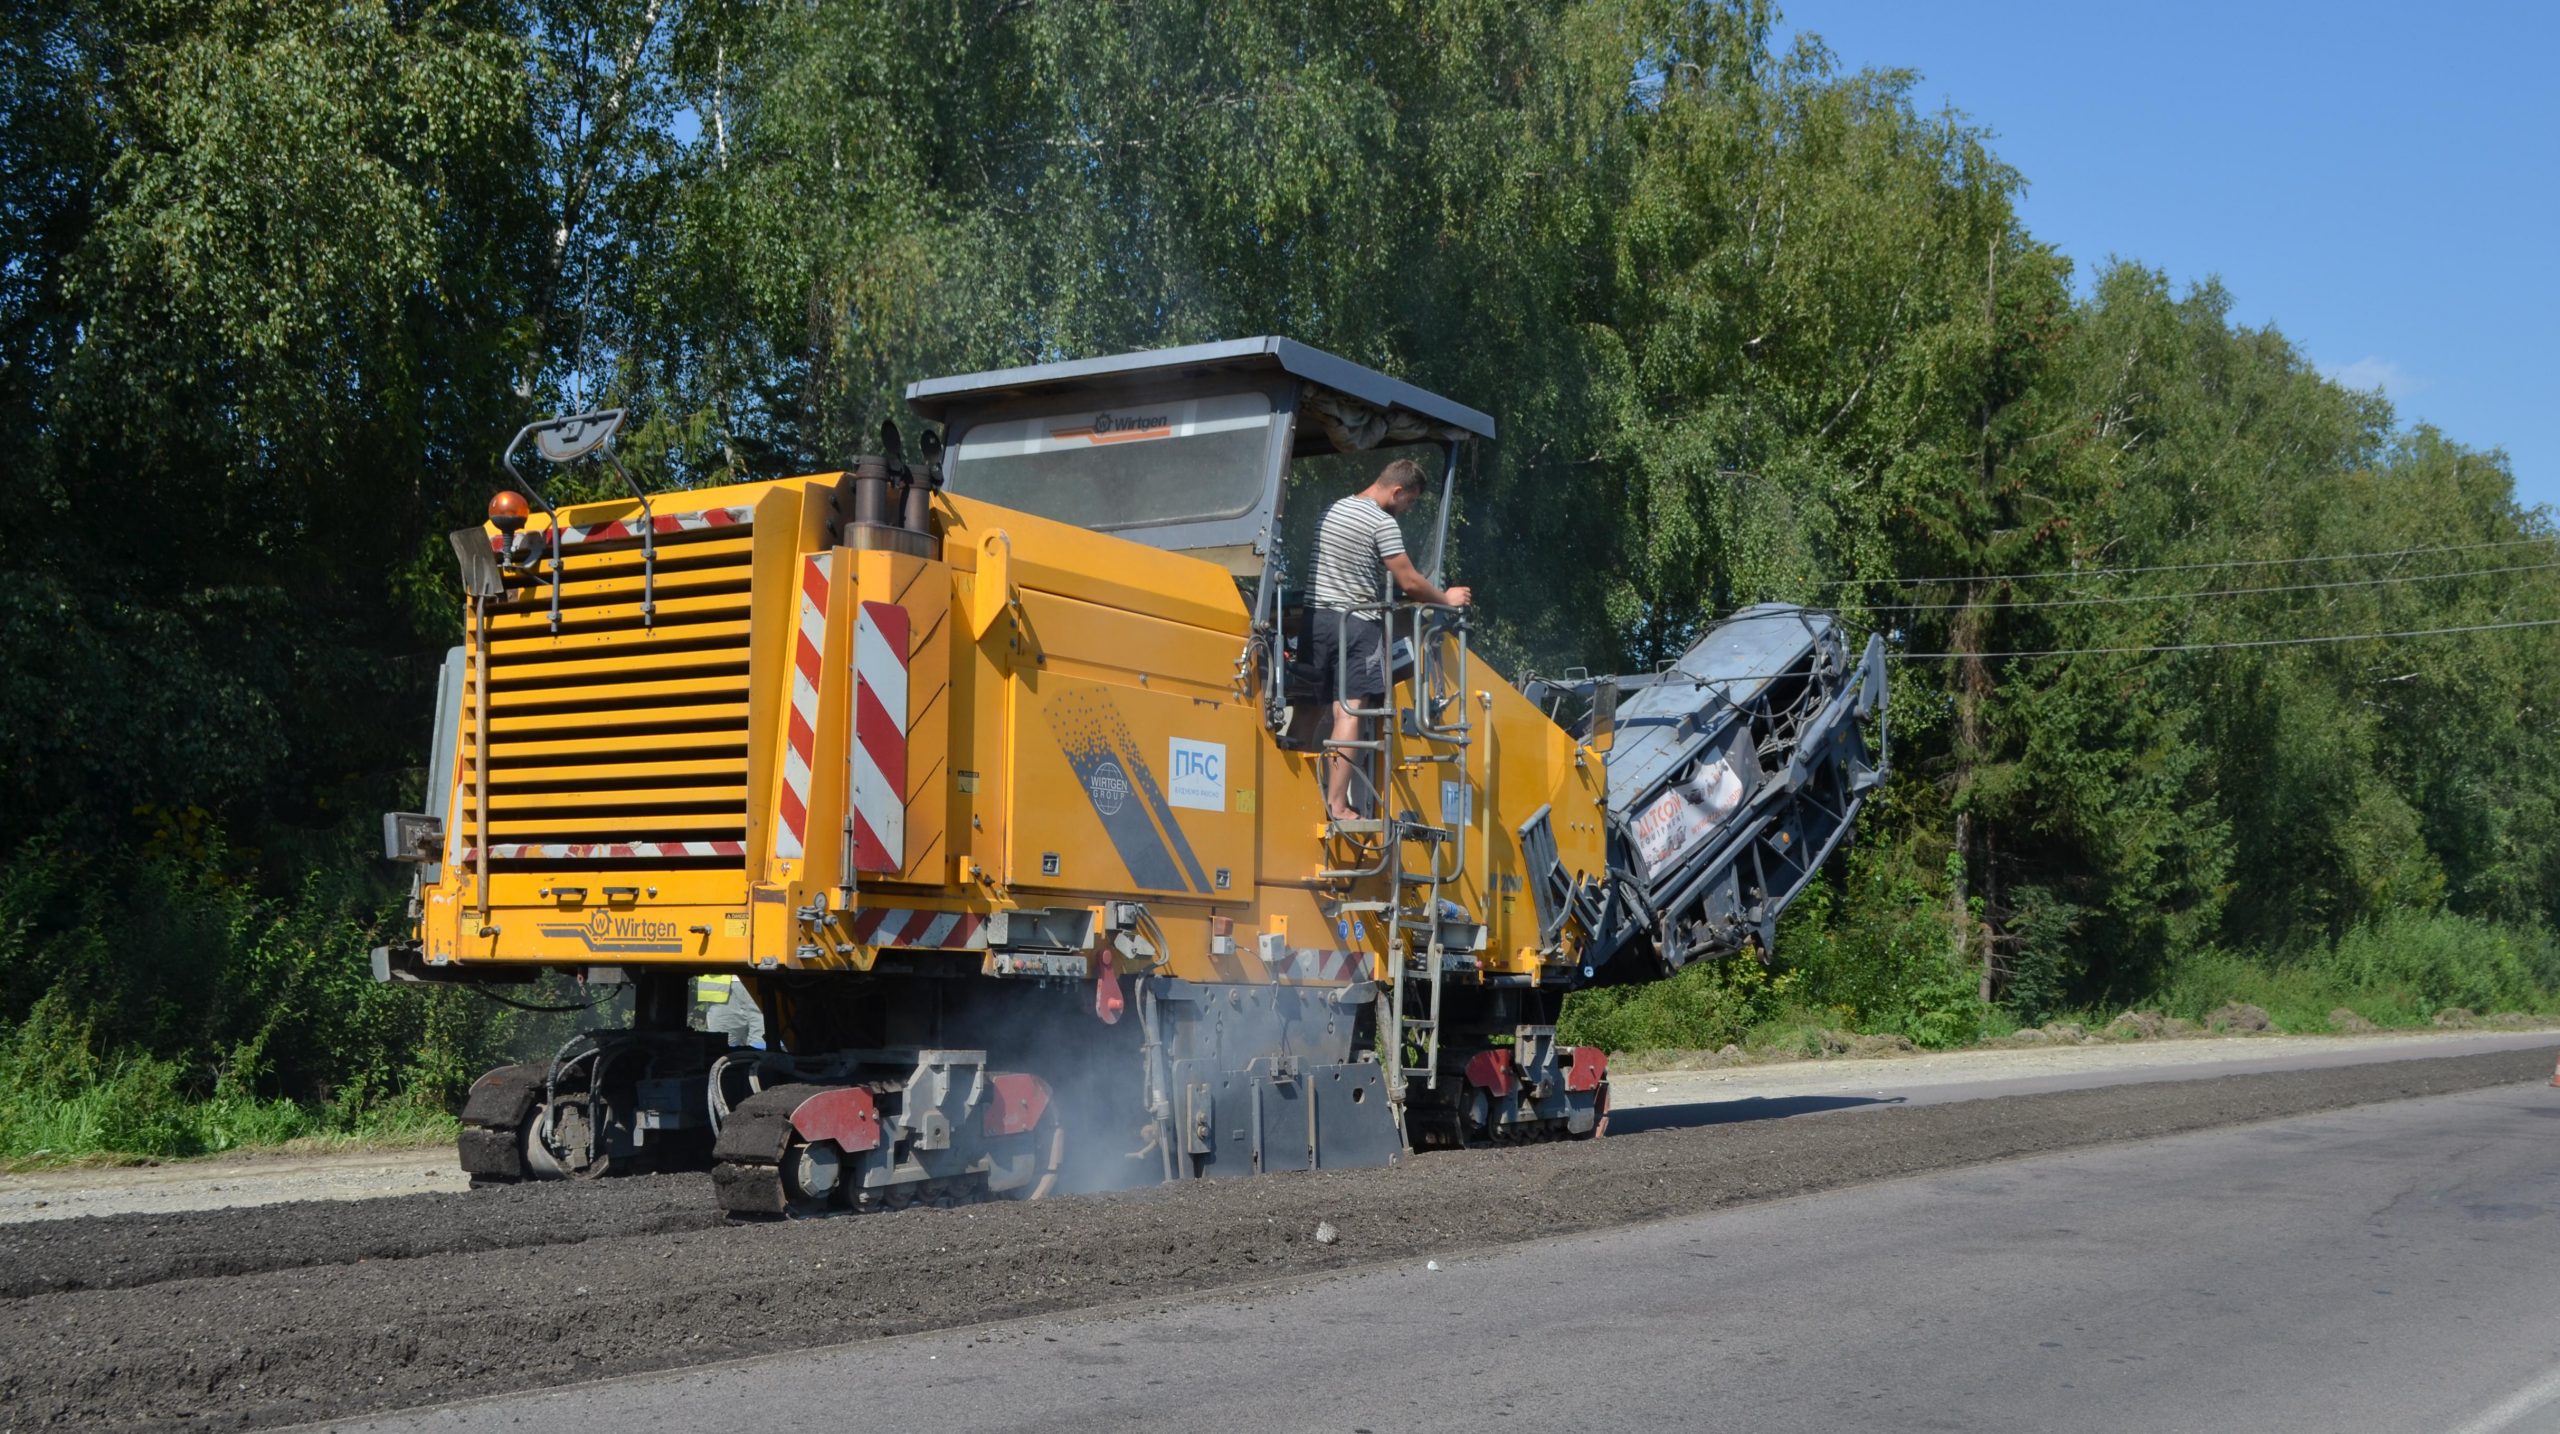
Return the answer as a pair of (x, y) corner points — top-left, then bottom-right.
(774, 554), (831, 862)
(848, 905), (986, 950)
(850, 601), (909, 874)
(488, 504), (752, 553)
(461, 840), (747, 862)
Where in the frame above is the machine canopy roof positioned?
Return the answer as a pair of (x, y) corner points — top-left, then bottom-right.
(903, 338), (1489, 566)
(903, 337), (1495, 448)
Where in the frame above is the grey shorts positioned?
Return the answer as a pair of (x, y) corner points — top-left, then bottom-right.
(1307, 609), (1388, 704)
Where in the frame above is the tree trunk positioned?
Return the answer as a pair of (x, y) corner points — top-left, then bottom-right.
(1951, 579), (1991, 1003)
(1952, 806), (1972, 981)
(1981, 818), (2002, 1003)
(1967, 236), (2000, 1006)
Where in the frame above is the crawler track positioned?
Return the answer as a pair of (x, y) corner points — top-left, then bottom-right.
(2, 1047), (2549, 1431)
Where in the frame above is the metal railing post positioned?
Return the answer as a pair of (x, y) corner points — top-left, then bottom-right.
(472, 594), (491, 922)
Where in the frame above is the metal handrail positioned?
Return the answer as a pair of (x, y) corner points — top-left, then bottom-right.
(471, 595), (490, 920)
(1317, 598), (1397, 881)
(1311, 593), (1482, 1112)
(1408, 606), (1472, 744)
(1392, 605), (1473, 890)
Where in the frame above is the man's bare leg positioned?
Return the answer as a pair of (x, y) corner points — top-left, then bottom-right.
(1325, 700), (1363, 823)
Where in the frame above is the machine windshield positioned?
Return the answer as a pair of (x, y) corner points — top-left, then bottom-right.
(1280, 446), (1450, 588)
(947, 390), (1283, 534)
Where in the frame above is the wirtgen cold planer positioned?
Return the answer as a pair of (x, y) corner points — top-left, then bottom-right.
(378, 338), (1887, 1214)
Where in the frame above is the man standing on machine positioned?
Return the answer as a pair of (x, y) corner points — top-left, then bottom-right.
(1308, 457), (1472, 824)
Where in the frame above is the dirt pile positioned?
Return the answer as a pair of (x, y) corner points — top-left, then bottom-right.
(2105, 1011), (2167, 1040)
(2206, 1002), (2274, 1033)
(2004, 1022), (2090, 1047)
(0, 1046), (2549, 1431)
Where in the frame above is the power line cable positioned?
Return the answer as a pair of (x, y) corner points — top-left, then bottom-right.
(1562, 611), (2560, 690)
(1812, 535), (2556, 589)
(1889, 615), (2560, 661)
(1694, 556), (2550, 628)
(1871, 558), (2560, 612)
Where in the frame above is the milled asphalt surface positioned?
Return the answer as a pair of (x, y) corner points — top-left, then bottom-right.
(6, 1028), (2549, 1226)
(0, 1148), (467, 1225)
(335, 1075), (2560, 1434)
(6, 1036), (2556, 1430)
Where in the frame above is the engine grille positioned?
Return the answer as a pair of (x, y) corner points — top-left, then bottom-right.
(461, 510), (758, 866)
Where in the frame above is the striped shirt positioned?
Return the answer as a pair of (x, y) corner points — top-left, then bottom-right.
(1310, 495), (1406, 612)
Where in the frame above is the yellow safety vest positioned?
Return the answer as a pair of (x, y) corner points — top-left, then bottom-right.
(694, 975), (736, 1004)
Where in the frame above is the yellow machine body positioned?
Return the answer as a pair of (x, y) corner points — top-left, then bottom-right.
(416, 480), (1610, 999)
(397, 341), (1884, 1204)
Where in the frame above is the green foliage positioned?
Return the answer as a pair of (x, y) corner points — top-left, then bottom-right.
(0, 1019), (458, 1164)
(7, 0), (2559, 1130)
(1559, 955), (1796, 1053)
(1562, 850), (1990, 1055)
(0, 828), (596, 1160)
(1997, 885), (2085, 1027)
(2322, 911), (2558, 1012)
(1775, 858), (1990, 1048)
(2149, 912), (2560, 1036)
(1564, 905), (2560, 1059)
(0, 1042), (308, 1163)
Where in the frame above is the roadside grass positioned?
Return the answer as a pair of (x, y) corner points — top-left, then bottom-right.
(2154, 912), (2560, 1033)
(0, 1046), (458, 1170)
(1564, 908), (2560, 1065)
(0, 834), (586, 1170)
(0, 1083), (456, 1170)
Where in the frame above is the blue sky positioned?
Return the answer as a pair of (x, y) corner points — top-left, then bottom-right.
(1779, 1), (2558, 512)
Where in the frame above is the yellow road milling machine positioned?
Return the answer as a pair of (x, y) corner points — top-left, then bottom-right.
(378, 339), (1889, 1214)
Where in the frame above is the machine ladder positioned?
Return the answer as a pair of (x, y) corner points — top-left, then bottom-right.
(1317, 602), (1475, 1122)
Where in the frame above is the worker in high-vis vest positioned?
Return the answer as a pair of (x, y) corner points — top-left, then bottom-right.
(694, 974), (766, 1049)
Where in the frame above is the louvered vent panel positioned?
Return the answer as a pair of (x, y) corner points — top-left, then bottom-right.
(461, 522), (757, 866)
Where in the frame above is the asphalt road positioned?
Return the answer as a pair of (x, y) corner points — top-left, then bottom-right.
(339, 1065), (2560, 1434)
(1606, 1027), (2560, 1134)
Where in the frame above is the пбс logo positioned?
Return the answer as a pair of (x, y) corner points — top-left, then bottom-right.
(1167, 736), (1226, 811)
(1089, 759), (1130, 816)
